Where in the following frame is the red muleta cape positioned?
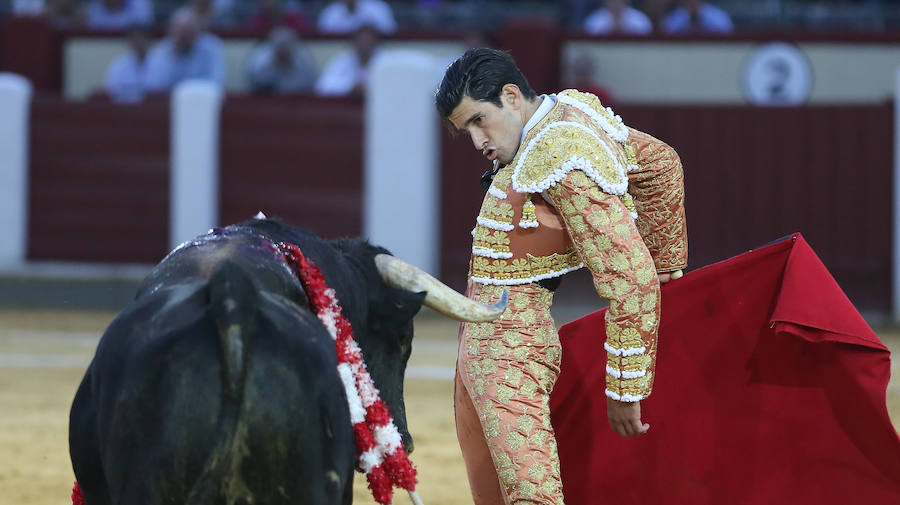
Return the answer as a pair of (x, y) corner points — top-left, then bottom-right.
(549, 233), (900, 504)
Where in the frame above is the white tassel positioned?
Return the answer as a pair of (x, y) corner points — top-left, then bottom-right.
(476, 216), (515, 232)
(604, 342), (646, 357)
(557, 94), (629, 142)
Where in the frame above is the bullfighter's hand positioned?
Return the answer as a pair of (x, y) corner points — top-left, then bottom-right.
(657, 269), (683, 284)
(606, 398), (650, 437)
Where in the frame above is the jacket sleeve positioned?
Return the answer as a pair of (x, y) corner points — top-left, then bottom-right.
(545, 170), (659, 401)
(625, 128), (688, 273)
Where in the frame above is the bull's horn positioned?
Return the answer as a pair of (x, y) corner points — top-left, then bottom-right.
(374, 254), (507, 323)
(408, 490), (425, 505)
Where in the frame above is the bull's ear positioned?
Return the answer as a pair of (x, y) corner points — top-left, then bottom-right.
(370, 287), (427, 333)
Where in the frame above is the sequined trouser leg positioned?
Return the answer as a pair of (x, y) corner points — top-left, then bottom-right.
(455, 283), (565, 505)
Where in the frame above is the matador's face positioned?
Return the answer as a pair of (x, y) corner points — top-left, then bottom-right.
(448, 91), (527, 166)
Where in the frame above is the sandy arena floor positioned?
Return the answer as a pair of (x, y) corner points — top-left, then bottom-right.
(1, 308), (898, 505)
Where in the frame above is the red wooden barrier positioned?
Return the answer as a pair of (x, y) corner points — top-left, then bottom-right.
(218, 95), (364, 239)
(24, 98), (891, 313)
(28, 96), (169, 263)
(618, 104), (892, 312)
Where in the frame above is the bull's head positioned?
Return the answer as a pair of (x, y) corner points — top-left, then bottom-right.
(333, 239), (506, 454)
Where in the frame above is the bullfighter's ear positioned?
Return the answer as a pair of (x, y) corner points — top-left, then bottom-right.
(371, 287), (426, 331)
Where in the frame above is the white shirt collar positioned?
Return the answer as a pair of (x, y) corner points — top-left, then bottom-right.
(520, 94), (556, 144)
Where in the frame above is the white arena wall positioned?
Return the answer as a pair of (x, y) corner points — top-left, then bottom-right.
(63, 36), (900, 103)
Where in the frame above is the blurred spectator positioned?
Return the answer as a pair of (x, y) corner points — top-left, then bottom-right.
(105, 24), (153, 102)
(567, 53), (615, 105)
(13, 0), (48, 15)
(662, 0), (734, 34)
(462, 28), (493, 49)
(144, 8), (225, 92)
(247, 27), (317, 94)
(564, 0), (597, 28)
(317, 0), (397, 35)
(245, 0), (310, 33)
(314, 24), (381, 96)
(191, 0), (238, 29)
(642, 0), (673, 31)
(85, 0), (153, 30)
(45, 0), (85, 27)
(583, 0), (653, 35)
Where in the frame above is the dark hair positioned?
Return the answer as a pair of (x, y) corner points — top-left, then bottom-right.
(435, 48), (537, 119)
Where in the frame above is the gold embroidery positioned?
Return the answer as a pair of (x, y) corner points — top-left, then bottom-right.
(510, 115), (628, 194)
(612, 278), (630, 297)
(626, 127), (688, 272)
(512, 293), (530, 310)
(517, 481), (537, 499)
(571, 193), (590, 211)
(611, 251), (630, 272)
(467, 339), (480, 357)
(472, 226), (511, 254)
(521, 379), (538, 399)
(517, 414), (535, 434)
(608, 353), (652, 372)
(497, 384), (515, 403)
(607, 372), (653, 397)
(541, 479), (559, 495)
(544, 169), (660, 400)
(480, 194), (515, 221)
(529, 429), (549, 447)
(517, 309), (537, 327)
(503, 329), (523, 347)
(506, 367), (523, 387)
(636, 263), (655, 285)
(474, 378), (486, 396)
(487, 340), (504, 359)
(569, 214), (588, 234)
(527, 462), (546, 481)
(595, 234), (612, 252)
(471, 251), (581, 283)
(519, 197), (537, 227)
(499, 468), (517, 486)
(569, 170), (593, 189)
(622, 296), (639, 314)
(507, 431), (526, 451)
(484, 418), (501, 439)
(545, 346), (561, 365)
(496, 452), (514, 469)
(512, 347), (529, 361)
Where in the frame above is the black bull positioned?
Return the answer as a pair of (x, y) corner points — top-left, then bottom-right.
(69, 219), (433, 505)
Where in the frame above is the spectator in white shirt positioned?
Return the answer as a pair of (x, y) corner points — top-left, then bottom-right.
(314, 24), (381, 97)
(105, 24), (152, 102)
(662, 0), (734, 34)
(583, 0), (653, 35)
(317, 0), (396, 35)
(85, 0), (153, 30)
(247, 27), (318, 94)
(144, 8), (225, 93)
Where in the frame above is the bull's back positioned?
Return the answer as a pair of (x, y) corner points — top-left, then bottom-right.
(70, 263), (355, 505)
